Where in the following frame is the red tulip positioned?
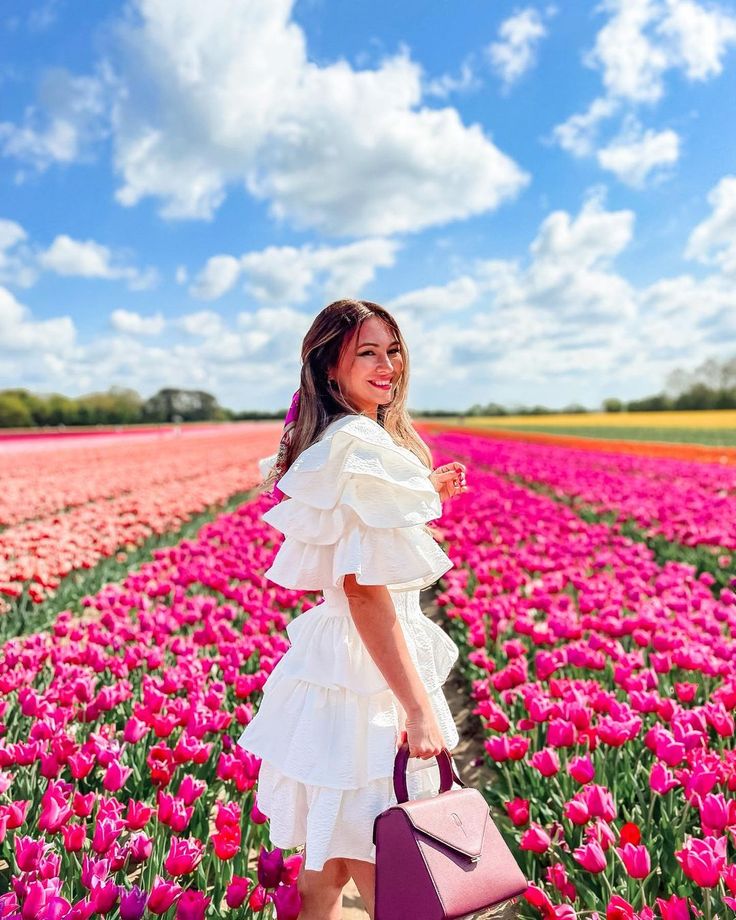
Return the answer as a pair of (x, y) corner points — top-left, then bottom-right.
(504, 797), (530, 826)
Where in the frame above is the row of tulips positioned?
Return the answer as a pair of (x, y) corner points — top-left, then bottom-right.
(0, 492), (320, 917)
(433, 429), (736, 555)
(428, 433), (736, 918)
(0, 425), (278, 527)
(0, 426), (278, 610)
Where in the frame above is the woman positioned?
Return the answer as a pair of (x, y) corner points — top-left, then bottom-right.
(237, 298), (468, 920)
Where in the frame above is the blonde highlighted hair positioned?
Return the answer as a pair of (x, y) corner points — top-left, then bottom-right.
(259, 298), (434, 498)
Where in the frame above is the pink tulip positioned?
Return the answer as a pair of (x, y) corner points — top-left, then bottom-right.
(655, 894), (691, 920)
(14, 835), (46, 872)
(564, 798), (590, 825)
(650, 762), (679, 795)
(616, 843), (651, 879)
(147, 877), (182, 915)
(102, 762), (132, 792)
(520, 823), (552, 854)
(568, 754), (595, 784)
(573, 840), (607, 873)
(272, 883), (302, 920)
(606, 895), (635, 919)
(164, 837), (204, 877)
(530, 748), (560, 777)
(225, 876), (252, 909)
(675, 835), (727, 888)
(175, 889), (210, 920)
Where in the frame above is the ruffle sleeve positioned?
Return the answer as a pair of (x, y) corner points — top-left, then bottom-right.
(260, 415), (452, 592)
(258, 451), (278, 480)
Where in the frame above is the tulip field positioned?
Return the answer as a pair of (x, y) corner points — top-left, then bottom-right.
(0, 422), (735, 919)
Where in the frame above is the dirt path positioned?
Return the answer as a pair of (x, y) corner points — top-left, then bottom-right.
(341, 597), (517, 920)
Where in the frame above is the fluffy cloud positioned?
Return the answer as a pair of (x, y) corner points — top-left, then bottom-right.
(552, 0), (736, 184)
(586, 0), (736, 104)
(2, 0), (528, 236)
(0, 67), (110, 173)
(551, 97), (621, 158)
(596, 118), (679, 187)
(0, 285), (76, 353)
(4, 189), (735, 411)
(0, 219), (36, 288)
(684, 175), (736, 275)
(110, 308), (165, 336)
(487, 7), (551, 90)
(189, 238), (401, 304)
(38, 235), (157, 290)
(386, 191), (734, 407)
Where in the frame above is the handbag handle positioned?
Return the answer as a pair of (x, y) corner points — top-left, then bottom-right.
(393, 740), (466, 803)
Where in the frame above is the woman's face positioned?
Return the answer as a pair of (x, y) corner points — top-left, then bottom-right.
(331, 316), (404, 421)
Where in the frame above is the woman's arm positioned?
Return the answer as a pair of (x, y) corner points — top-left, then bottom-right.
(344, 575), (444, 758)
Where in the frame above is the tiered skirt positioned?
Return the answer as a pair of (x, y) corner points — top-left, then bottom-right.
(237, 587), (461, 871)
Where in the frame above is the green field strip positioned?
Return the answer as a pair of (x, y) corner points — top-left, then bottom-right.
(432, 422), (736, 448)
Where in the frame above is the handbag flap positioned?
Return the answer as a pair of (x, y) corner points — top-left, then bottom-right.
(395, 788), (489, 859)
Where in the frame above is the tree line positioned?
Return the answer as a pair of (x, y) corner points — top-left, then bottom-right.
(1, 355), (734, 428)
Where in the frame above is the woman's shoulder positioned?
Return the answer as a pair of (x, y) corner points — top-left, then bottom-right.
(317, 413), (426, 470)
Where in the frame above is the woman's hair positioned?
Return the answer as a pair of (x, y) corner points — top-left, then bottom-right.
(259, 298), (434, 497)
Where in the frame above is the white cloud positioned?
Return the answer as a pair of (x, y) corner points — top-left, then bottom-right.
(190, 238), (401, 304)
(0, 67), (110, 172)
(487, 7), (550, 90)
(5, 194), (735, 412)
(585, 0), (736, 103)
(387, 277), (480, 315)
(177, 310), (226, 337)
(110, 308), (165, 336)
(657, 0), (736, 81)
(0, 218), (36, 287)
(38, 234), (158, 290)
(382, 195), (735, 407)
(0, 285), (76, 353)
(684, 175), (736, 275)
(550, 96), (620, 157)
(105, 0), (528, 234)
(596, 118), (679, 187)
(552, 0), (736, 185)
(423, 60), (481, 99)
(189, 255), (242, 300)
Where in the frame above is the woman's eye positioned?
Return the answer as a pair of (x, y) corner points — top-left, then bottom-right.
(360, 349), (401, 356)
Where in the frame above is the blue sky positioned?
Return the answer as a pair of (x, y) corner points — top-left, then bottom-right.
(1, 0), (736, 413)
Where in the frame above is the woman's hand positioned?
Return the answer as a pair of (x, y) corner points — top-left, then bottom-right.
(429, 462), (468, 502)
(398, 709), (446, 759)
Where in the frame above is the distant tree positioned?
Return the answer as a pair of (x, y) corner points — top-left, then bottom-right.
(143, 388), (222, 422)
(602, 398), (623, 412)
(0, 393), (33, 427)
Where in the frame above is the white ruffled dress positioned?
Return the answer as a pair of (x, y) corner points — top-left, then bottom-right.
(237, 413), (461, 872)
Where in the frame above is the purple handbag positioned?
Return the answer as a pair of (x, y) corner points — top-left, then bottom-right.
(373, 742), (528, 919)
